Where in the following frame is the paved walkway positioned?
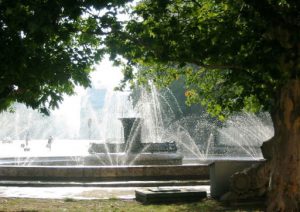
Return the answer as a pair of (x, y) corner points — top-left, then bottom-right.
(0, 185), (210, 200)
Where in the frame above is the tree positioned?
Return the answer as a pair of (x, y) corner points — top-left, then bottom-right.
(104, 0), (300, 211)
(0, 0), (128, 115)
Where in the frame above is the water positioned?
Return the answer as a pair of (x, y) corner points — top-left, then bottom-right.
(0, 82), (274, 165)
(0, 140), (91, 158)
(131, 86), (274, 162)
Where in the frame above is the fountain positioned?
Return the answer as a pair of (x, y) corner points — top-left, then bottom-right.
(0, 80), (273, 182)
(88, 117), (182, 165)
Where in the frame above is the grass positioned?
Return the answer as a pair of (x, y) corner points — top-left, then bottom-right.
(0, 198), (264, 212)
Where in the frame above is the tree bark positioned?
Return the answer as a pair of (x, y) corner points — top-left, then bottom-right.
(265, 79), (300, 211)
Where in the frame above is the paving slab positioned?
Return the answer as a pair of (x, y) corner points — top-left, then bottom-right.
(135, 187), (207, 204)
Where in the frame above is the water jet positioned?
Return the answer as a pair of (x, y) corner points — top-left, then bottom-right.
(0, 85), (273, 187)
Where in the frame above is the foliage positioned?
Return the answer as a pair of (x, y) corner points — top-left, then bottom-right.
(105, 0), (300, 119)
(0, 0), (129, 114)
(2, 0), (300, 119)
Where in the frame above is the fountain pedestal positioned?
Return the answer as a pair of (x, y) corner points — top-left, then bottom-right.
(119, 117), (142, 153)
(88, 117), (182, 165)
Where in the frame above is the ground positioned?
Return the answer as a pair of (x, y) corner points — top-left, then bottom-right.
(0, 198), (264, 212)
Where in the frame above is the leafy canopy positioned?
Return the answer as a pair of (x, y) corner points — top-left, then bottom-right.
(104, 0), (300, 120)
(0, 0), (129, 114)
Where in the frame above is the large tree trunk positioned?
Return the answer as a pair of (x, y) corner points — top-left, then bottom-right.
(264, 79), (300, 211)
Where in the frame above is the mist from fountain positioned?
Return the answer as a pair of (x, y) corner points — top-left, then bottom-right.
(0, 78), (274, 166)
(128, 84), (274, 163)
(0, 88), (137, 164)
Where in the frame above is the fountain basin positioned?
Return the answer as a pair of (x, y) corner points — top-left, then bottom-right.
(0, 164), (208, 181)
(0, 153), (183, 166)
(89, 142), (178, 154)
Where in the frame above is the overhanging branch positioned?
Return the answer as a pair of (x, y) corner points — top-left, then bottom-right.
(190, 60), (246, 71)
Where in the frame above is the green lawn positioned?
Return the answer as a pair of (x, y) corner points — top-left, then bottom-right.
(0, 198), (264, 212)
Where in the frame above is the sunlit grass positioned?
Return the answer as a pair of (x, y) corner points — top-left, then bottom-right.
(0, 198), (264, 212)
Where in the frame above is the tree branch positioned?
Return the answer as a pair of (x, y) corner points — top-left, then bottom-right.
(242, 0), (284, 25)
(190, 0), (202, 8)
(190, 60), (246, 71)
